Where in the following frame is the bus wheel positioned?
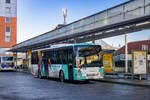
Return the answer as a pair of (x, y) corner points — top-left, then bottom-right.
(60, 71), (64, 82)
(85, 80), (90, 83)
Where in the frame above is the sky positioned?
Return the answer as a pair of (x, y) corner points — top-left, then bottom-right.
(17, 0), (150, 48)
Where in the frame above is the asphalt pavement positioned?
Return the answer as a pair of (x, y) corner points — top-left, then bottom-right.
(0, 72), (150, 100)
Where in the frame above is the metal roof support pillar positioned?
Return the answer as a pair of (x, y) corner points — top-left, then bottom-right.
(92, 35), (95, 43)
(74, 38), (77, 43)
(16, 52), (18, 68)
(74, 39), (77, 43)
(25, 51), (28, 71)
(26, 51), (27, 60)
(125, 33), (128, 73)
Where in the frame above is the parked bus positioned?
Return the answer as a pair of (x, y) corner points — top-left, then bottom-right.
(0, 56), (15, 71)
(31, 43), (104, 82)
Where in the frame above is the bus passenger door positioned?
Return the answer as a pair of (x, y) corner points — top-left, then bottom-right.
(68, 64), (73, 80)
(68, 49), (74, 80)
(43, 58), (49, 77)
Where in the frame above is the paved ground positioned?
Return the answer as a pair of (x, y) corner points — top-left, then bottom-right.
(0, 72), (150, 100)
(97, 74), (150, 87)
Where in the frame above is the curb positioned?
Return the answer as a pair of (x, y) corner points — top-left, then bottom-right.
(94, 79), (150, 87)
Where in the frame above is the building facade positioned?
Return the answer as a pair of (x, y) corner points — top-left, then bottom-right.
(0, 0), (17, 54)
(116, 40), (150, 54)
(116, 39), (150, 73)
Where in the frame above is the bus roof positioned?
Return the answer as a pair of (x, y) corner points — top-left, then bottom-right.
(32, 43), (101, 52)
(51, 43), (99, 48)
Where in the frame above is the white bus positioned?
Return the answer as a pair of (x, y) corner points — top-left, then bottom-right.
(0, 56), (15, 71)
(31, 43), (104, 82)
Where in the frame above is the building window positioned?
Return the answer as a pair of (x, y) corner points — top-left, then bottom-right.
(142, 45), (148, 51)
(5, 26), (11, 42)
(5, 17), (10, 23)
(6, 26), (10, 32)
(5, 36), (10, 42)
(6, 0), (10, 3)
(5, 7), (11, 14)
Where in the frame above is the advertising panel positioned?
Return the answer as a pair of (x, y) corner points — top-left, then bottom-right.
(103, 53), (113, 73)
(27, 50), (32, 68)
(133, 51), (147, 74)
(147, 55), (150, 61)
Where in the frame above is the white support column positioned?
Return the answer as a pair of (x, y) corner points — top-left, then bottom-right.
(125, 34), (128, 73)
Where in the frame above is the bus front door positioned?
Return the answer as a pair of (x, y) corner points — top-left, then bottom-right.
(68, 64), (73, 80)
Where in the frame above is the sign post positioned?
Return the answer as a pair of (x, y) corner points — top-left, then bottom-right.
(125, 34), (128, 73)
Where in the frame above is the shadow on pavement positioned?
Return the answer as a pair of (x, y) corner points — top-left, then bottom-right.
(34, 76), (95, 85)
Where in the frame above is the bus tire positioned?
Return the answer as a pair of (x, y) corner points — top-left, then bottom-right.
(85, 80), (90, 83)
(59, 71), (64, 82)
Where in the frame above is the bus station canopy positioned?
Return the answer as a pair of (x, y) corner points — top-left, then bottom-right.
(9, 0), (150, 52)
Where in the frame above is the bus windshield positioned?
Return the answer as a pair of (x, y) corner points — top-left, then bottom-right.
(76, 45), (102, 67)
(2, 56), (14, 62)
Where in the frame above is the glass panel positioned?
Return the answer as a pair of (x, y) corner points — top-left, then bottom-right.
(5, 7), (11, 14)
(109, 14), (124, 24)
(6, 17), (10, 23)
(125, 0), (144, 12)
(108, 6), (123, 17)
(6, 26), (10, 32)
(31, 52), (39, 64)
(125, 8), (144, 20)
(76, 45), (102, 67)
(6, 0), (10, 3)
(145, 0), (150, 6)
(2, 56), (14, 61)
(95, 11), (107, 22)
(5, 35), (10, 42)
(145, 5), (150, 15)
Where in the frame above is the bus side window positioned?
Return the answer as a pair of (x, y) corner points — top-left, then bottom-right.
(56, 50), (61, 64)
(52, 50), (57, 64)
(31, 52), (39, 64)
(48, 51), (54, 64)
(59, 50), (67, 64)
(42, 52), (47, 65)
(68, 49), (73, 65)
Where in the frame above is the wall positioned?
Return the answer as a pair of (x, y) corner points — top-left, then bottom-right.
(0, 0), (17, 49)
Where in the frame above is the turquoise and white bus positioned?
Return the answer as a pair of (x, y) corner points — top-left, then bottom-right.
(0, 56), (15, 71)
(31, 43), (104, 82)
